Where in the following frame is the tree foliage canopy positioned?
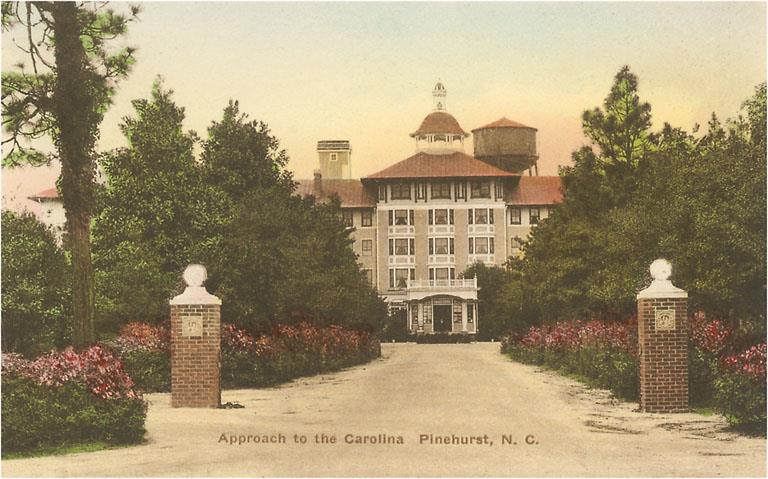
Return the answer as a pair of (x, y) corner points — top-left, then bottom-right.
(470, 68), (765, 338)
(93, 83), (385, 336)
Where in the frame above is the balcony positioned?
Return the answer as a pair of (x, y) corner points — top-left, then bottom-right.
(405, 278), (478, 301)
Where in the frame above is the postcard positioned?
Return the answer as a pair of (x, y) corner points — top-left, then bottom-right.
(1, 1), (765, 477)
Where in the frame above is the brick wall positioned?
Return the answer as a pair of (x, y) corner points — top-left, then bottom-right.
(170, 304), (221, 408)
(638, 297), (688, 413)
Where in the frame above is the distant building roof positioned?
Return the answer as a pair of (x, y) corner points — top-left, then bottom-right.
(364, 152), (519, 180)
(29, 187), (59, 201)
(410, 111), (469, 138)
(295, 178), (376, 208)
(508, 176), (563, 205)
(472, 117), (536, 132)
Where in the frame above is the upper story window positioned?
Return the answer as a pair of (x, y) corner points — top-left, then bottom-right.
(468, 208), (494, 225)
(416, 182), (427, 200)
(469, 237), (494, 255)
(529, 207), (541, 225)
(391, 183), (411, 200)
(361, 239), (373, 256)
(495, 181), (504, 199)
(342, 210), (354, 227)
(330, 153), (338, 162)
(510, 236), (523, 253)
(510, 207), (522, 225)
(429, 267), (455, 281)
(431, 182), (451, 199)
(389, 209), (414, 226)
(389, 238), (414, 256)
(455, 182), (467, 199)
(378, 184), (386, 201)
(470, 181), (491, 199)
(429, 237), (454, 255)
(361, 210), (373, 227)
(429, 208), (454, 225)
(390, 268), (415, 289)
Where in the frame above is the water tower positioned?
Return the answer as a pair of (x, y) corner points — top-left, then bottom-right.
(472, 118), (539, 175)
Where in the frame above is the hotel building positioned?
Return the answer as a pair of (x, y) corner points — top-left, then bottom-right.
(297, 83), (563, 338)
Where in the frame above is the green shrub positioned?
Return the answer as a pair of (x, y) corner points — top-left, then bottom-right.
(713, 371), (766, 432)
(2, 378), (146, 453)
(689, 346), (717, 406)
(713, 344), (766, 431)
(220, 349), (274, 388)
(1, 210), (71, 355)
(120, 350), (171, 392)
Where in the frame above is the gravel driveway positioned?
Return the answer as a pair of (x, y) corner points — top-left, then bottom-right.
(3, 342), (765, 477)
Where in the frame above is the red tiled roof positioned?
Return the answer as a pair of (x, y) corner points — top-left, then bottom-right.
(472, 117), (536, 131)
(508, 176), (563, 205)
(410, 112), (469, 137)
(28, 187), (59, 200)
(295, 178), (376, 207)
(364, 152), (519, 180)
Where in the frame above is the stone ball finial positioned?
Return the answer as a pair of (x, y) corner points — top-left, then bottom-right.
(649, 259), (672, 281)
(182, 264), (207, 287)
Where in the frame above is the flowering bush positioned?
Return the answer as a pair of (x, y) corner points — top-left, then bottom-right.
(714, 344), (767, 430)
(1, 348), (146, 453)
(111, 322), (170, 354)
(691, 314), (732, 356)
(2, 346), (139, 400)
(503, 320), (639, 400)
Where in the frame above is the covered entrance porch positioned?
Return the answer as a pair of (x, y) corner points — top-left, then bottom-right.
(405, 278), (479, 338)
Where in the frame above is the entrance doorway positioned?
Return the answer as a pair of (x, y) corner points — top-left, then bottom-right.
(433, 305), (452, 333)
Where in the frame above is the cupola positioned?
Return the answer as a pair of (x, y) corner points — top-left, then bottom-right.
(410, 82), (468, 154)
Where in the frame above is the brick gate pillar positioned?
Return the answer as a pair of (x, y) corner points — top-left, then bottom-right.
(170, 264), (221, 408)
(636, 259), (689, 413)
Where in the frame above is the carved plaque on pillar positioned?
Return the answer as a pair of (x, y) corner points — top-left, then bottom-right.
(181, 315), (203, 338)
(654, 309), (676, 331)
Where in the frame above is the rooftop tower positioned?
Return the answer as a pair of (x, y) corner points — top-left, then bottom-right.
(317, 140), (352, 179)
(410, 82), (469, 155)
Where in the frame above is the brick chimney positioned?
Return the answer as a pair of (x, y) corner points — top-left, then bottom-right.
(313, 169), (323, 198)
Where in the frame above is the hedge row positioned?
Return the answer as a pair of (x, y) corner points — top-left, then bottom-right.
(501, 317), (766, 431)
(107, 321), (381, 392)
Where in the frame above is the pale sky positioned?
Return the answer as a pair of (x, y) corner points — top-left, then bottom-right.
(2, 1), (766, 214)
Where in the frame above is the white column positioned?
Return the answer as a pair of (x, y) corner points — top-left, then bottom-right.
(461, 302), (468, 332)
(417, 302), (423, 331)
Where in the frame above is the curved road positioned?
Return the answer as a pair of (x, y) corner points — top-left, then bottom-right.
(3, 343), (765, 476)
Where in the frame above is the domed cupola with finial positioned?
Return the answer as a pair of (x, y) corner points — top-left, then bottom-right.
(410, 82), (469, 154)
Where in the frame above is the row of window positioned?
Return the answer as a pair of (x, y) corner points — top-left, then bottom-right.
(388, 236), (491, 256)
(342, 209), (373, 228)
(361, 236), (523, 259)
(388, 208), (495, 226)
(349, 206), (549, 228)
(509, 206), (546, 225)
(411, 301), (475, 326)
(380, 181), (502, 201)
(388, 267), (459, 289)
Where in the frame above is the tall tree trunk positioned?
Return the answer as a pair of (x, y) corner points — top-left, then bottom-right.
(50, 2), (97, 348)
